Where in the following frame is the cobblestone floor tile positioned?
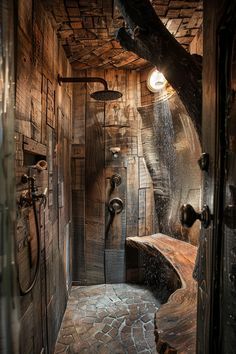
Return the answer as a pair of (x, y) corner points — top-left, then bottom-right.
(127, 346), (139, 354)
(135, 341), (150, 352)
(55, 284), (160, 353)
(101, 333), (113, 344)
(75, 324), (93, 335)
(108, 327), (118, 338)
(102, 324), (111, 333)
(58, 334), (74, 345)
(144, 321), (153, 331)
(103, 316), (114, 325)
(107, 341), (124, 353)
(97, 345), (110, 354)
(112, 318), (124, 329)
(54, 342), (67, 353)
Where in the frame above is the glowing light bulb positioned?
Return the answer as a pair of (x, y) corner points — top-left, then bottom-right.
(147, 68), (166, 92)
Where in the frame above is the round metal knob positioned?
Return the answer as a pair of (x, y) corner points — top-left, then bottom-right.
(180, 204), (211, 229)
(108, 197), (124, 214)
(110, 174), (122, 188)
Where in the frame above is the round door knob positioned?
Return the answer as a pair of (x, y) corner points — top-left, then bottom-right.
(180, 204), (211, 229)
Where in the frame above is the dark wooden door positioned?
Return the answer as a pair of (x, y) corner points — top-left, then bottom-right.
(196, 1), (236, 353)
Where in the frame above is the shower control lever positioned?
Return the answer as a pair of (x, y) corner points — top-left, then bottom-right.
(108, 197), (124, 215)
(179, 204), (211, 229)
(110, 174), (122, 189)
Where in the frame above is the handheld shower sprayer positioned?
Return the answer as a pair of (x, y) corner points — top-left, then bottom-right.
(17, 164), (48, 295)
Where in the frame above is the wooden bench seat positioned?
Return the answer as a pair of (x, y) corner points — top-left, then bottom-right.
(126, 233), (197, 354)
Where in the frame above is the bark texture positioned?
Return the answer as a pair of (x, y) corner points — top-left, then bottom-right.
(116, 0), (202, 138)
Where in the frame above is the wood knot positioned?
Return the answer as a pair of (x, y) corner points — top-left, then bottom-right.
(133, 25), (148, 38)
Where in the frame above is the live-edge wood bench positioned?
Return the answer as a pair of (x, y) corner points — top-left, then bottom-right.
(126, 233), (197, 354)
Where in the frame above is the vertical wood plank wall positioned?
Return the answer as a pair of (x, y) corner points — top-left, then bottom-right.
(15, 1), (72, 353)
(72, 68), (157, 285)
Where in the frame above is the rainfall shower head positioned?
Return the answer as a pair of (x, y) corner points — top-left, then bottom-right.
(58, 75), (122, 102)
(90, 89), (122, 101)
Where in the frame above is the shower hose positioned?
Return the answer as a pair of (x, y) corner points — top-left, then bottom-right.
(16, 195), (43, 296)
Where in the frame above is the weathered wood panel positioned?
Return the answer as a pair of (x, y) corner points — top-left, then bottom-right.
(15, 1), (72, 354)
(105, 249), (126, 283)
(71, 153), (86, 283)
(31, 70), (42, 142)
(23, 136), (47, 156)
(138, 189), (146, 236)
(15, 28), (32, 137)
(71, 68), (156, 285)
(126, 156), (139, 237)
(138, 89), (201, 244)
(72, 71), (86, 145)
(85, 99), (105, 284)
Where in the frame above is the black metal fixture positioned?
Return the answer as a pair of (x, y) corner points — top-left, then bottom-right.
(58, 75), (123, 101)
(105, 197), (124, 239)
(198, 152), (209, 171)
(179, 204), (211, 229)
(108, 197), (124, 215)
(17, 172), (47, 295)
(110, 174), (122, 189)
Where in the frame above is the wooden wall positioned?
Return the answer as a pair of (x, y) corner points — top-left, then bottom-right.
(71, 68), (157, 285)
(15, 1), (72, 353)
(139, 66), (201, 245)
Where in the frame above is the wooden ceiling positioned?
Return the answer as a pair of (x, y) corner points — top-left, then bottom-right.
(47, 0), (203, 70)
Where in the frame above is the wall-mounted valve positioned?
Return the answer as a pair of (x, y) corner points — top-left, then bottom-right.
(108, 197), (124, 215)
(19, 174), (47, 208)
(105, 198), (124, 240)
(110, 174), (122, 189)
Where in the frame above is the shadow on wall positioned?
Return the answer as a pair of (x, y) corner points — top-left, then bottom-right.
(138, 92), (201, 245)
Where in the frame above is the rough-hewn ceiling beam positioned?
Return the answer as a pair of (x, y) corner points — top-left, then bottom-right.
(116, 0), (202, 138)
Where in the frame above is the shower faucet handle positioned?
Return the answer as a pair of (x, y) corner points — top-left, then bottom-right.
(108, 197), (124, 215)
(110, 174), (122, 188)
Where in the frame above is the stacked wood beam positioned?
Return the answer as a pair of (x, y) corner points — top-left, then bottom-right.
(43, 0), (203, 70)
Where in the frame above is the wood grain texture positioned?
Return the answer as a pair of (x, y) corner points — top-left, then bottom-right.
(116, 0), (202, 136)
(85, 99), (105, 284)
(126, 234), (197, 354)
(72, 68), (156, 285)
(44, 0), (202, 70)
(138, 93), (201, 244)
(15, 1), (72, 353)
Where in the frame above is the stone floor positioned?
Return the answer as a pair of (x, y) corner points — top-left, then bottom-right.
(54, 283), (160, 354)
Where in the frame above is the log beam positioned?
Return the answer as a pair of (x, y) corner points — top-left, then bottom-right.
(116, 0), (202, 138)
(126, 234), (197, 353)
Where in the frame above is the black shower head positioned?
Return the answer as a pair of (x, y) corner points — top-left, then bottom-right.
(90, 89), (122, 101)
(58, 75), (122, 101)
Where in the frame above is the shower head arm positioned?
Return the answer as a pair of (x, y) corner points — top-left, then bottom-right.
(58, 75), (108, 90)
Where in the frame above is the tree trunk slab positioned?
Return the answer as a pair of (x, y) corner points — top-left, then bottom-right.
(126, 234), (197, 354)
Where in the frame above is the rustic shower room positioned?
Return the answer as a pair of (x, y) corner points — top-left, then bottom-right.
(1, 0), (236, 354)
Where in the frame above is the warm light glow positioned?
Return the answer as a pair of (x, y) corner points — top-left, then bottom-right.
(147, 68), (166, 92)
